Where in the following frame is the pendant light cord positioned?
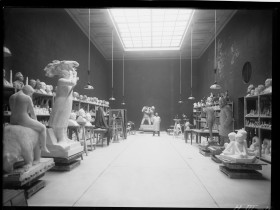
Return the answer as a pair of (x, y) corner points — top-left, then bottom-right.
(191, 26), (193, 92)
(180, 52), (181, 95)
(112, 29), (114, 89)
(214, 10), (217, 81)
(123, 53), (124, 97)
(88, 9), (91, 78)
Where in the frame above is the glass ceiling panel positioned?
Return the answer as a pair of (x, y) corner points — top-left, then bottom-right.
(108, 8), (194, 51)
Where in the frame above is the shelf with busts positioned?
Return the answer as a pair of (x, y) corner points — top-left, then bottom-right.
(244, 92), (271, 163)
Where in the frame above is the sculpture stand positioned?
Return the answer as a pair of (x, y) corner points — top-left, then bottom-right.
(3, 158), (55, 199)
(216, 155), (266, 179)
(208, 146), (225, 163)
(41, 128), (84, 171)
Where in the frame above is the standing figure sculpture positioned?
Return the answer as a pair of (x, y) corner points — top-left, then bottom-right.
(202, 97), (216, 143)
(44, 60), (79, 146)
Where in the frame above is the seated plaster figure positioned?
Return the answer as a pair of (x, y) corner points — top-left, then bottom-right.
(44, 60), (79, 148)
(79, 95), (84, 101)
(202, 97), (215, 142)
(13, 72), (25, 89)
(141, 106), (151, 125)
(3, 85), (50, 173)
(34, 79), (42, 92)
(246, 84), (254, 97)
(29, 79), (36, 89)
(222, 132), (236, 155)
(68, 112), (79, 126)
(3, 69), (13, 87)
(248, 136), (260, 155)
(261, 78), (272, 94)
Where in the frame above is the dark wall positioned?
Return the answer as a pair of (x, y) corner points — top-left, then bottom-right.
(109, 59), (198, 130)
(3, 8), (109, 100)
(196, 10), (272, 129)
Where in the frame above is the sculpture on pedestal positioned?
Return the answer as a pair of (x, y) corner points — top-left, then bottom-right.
(3, 85), (50, 173)
(141, 106), (155, 125)
(261, 78), (272, 94)
(43, 60), (82, 156)
(202, 97), (216, 143)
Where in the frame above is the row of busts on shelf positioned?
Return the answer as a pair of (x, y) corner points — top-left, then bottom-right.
(248, 136), (271, 157)
(34, 106), (50, 115)
(68, 109), (95, 127)
(193, 91), (230, 108)
(3, 70), (54, 95)
(246, 78), (272, 97)
(73, 92), (109, 106)
(245, 119), (271, 129)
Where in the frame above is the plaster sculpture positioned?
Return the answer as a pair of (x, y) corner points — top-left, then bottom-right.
(222, 132), (236, 155)
(3, 69), (13, 87)
(262, 138), (271, 156)
(77, 108), (87, 125)
(13, 72), (25, 89)
(85, 113), (93, 126)
(39, 82), (47, 94)
(220, 130), (256, 163)
(248, 136), (260, 155)
(202, 97), (215, 142)
(141, 106), (152, 125)
(29, 79), (36, 89)
(46, 85), (53, 95)
(3, 85), (50, 173)
(73, 91), (79, 100)
(246, 84), (255, 97)
(68, 112), (79, 126)
(261, 78), (272, 94)
(43, 60), (83, 157)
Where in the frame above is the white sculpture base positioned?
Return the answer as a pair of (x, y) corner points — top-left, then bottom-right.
(139, 124), (154, 132)
(42, 128), (83, 158)
(219, 154), (256, 163)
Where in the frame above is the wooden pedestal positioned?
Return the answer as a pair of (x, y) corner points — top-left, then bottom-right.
(50, 151), (83, 171)
(219, 165), (263, 179)
(211, 155), (222, 163)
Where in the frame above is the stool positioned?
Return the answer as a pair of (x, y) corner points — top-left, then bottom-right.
(67, 125), (80, 141)
(93, 128), (107, 147)
(85, 125), (96, 151)
(78, 122), (88, 156)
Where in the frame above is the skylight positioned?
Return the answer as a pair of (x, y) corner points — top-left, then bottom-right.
(108, 9), (195, 51)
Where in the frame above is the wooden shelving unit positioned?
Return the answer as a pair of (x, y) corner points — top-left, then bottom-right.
(244, 92), (271, 163)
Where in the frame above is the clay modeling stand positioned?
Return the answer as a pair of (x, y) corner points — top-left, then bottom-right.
(46, 151), (84, 171)
(216, 155), (266, 179)
(3, 158), (55, 199)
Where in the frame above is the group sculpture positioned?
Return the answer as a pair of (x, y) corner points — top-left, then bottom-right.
(140, 106), (155, 125)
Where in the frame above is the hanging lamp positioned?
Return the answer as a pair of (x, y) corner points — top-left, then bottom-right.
(109, 29), (115, 101)
(84, 9), (94, 90)
(178, 52), (183, 104)
(188, 26), (195, 100)
(210, 10), (221, 90)
(4, 47), (11, 57)
(121, 52), (126, 106)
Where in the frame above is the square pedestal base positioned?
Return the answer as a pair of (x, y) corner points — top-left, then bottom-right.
(219, 165), (263, 179)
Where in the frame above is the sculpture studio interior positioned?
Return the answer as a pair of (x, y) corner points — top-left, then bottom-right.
(3, 4), (275, 208)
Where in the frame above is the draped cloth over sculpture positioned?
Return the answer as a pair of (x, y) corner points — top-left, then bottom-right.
(94, 107), (111, 145)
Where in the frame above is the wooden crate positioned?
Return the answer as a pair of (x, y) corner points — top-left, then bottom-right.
(219, 165), (263, 179)
(3, 189), (28, 206)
